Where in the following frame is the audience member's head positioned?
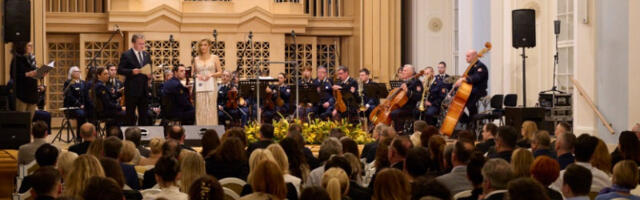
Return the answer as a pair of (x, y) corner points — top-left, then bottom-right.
(64, 154), (105, 198)
(86, 137), (104, 158)
(329, 128), (345, 139)
(375, 137), (393, 169)
(248, 149), (277, 181)
(258, 124), (275, 140)
(413, 120), (428, 133)
(510, 148), (534, 178)
(482, 123), (498, 141)
(451, 141), (472, 166)
(338, 137), (359, 158)
(380, 126), (397, 141)
(319, 137), (343, 163)
(267, 144), (290, 175)
(419, 125), (439, 149)
(119, 140), (138, 164)
(149, 138), (165, 156)
(372, 168), (410, 200)
(31, 120), (48, 139)
(201, 129), (220, 158)
(618, 131), (640, 162)
(107, 126), (123, 140)
(555, 122), (571, 136)
(373, 124), (388, 141)
(155, 156), (181, 187)
(555, 132), (576, 153)
(611, 160), (639, 190)
(162, 139), (180, 159)
(56, 151), (77, 177)
(213, 137), (247, 162)
(249, 160), (287, 199)
(507, 177), (550, 200)
(124, 127), (142, 147)
(82, 177), (124, 200)
(103, 136), (123, 159)
(188, 175), (224, 200)
(467, 151), (486, 187)
(287, 125), (306, 148)
(222, 127), (248, 147)
(428, 135), (447, 170)
(322, 168), (350, 200)
(79, 123), (97, 141)
(531, 130), (551, 151)
(457, 130), (475, 143)
(481, 158), (514, 193)
(300, 186), (331, 200)
(35, 143), (59, 166)
(30, 166), (61, 198)
(99, 157), (126, 188)
(179, 150), (206, 193)
(168, 125), (186, 142)
(324, 155), (352, 179)
(342, 153), (361, 181)
(521, 121), (538, 141)
(590, 138), (612, 174)
(411, 177), (451, 200)
(496, 126), (518, 151)
(530, 156), (560, 187)
(405, 147), (430, 179)
(388, 136), (410, 164)
(562, 164), (592, 198)
(279, 137), (308, 181)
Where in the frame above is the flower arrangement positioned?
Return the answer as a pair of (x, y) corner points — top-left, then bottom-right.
(245, 118), (373, 144)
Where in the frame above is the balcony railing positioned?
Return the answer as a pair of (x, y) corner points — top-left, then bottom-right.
(304, 0), (342, 17)
(47, 0), (107, 13)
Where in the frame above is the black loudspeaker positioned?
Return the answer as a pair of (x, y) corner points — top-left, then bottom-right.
(554, 20), (561, 35)
(4, 0), (31, 42)
(504, 107), (551, 133)
(512, 9), (536, 48)
(0, 111), (31, 149)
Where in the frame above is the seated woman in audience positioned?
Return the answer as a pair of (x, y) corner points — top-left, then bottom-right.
(279, 137), (310, 183)
(56, 151), (78, 181)
(268, 144), (302, 195)
(507, 177), (550, 200)
(427, 135), (446, 175)
(372, 168), (410, 200)
(419, 125), (439, 149)
(242, 149), (298, 200)
(343, 153), (363, 186)
(205, 137), (249, 180)
(139, 138), (164, 166)
(100, 157), (143, 199)
(86, 137), (105, 158)
(141, 156), (188, 200)
(188, 175), (224, 200)
(82, 177), (125, 200)
(200, 129), (220, 159)
(322, 168), (350, 200)
(340, 137), (360, 158)
(221, 127), (248, 148)
(511, 148), (534, 178)
(610, 131), (640, 167)
(120, 140), (140, 165)
(591, 138), (612, 175)
(239, 160), (288, 200)
(595, 160), (640, 200)
(410, 176), (451, 200)
(179, 150), (206, 193)
(63, 154), (105, 198)
(142, 139), (180, 189)
(367, 137), (392, 191)
(287, 126), (320, 169)
(530, 156), (562, 200)
(517, 121), (537, 148)
(300, 186), (331, 200)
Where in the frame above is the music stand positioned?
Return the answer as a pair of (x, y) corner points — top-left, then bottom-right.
(370, 83), (389, 98)
(389, 81), (403, 89)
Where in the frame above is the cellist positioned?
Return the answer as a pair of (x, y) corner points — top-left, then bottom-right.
(389, 64), (423, 132)
(453, 50), (488, 125)
(332, 66), (359, 122)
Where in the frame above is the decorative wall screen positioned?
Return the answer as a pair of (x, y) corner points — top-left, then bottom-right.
(236, 41), (270, 79)
(316, 41), (338, 76)
(145, 40), (180, 67)
(84, 41), (121, 67)
(47, 40), (80, 117)
(285, 43), (313, 83)
(190, 40), (226, 69)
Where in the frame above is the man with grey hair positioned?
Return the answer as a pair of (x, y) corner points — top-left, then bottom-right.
(118, 33), (152, 126)
(481, 158), (513, 200)
(125, 127), (150, 157)
(531, 131), (556, 159)
(305, 137), (343, 187)
(389, 64), (423, 133)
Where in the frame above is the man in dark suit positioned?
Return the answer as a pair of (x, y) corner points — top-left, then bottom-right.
(358, 68), (379, 117)
(476, 123), (498, 154)
(487, 126), (517, 162)
(389, 64), (423, 133)
(332, 66), (359, 121)
(247, 124), (275, 155)
(162, 65), (195, 125)
(480, 158), (513, 200)
(454, 50), (489, 125)
(68, 123), (97, 155)
(313, 66), (334, 120)
(118, 34), (152, 125)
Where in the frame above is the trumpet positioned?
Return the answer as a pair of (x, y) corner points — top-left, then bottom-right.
(358, 79), (366, 112)
(418, 75), (434, 112)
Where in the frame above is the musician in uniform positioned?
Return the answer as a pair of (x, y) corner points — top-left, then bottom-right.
(93, 67), (125, 128)
(453, 50), (489, 125)
(416, 67), (446, 125)
(389, 64), (423, 133)
(118, 34), (152, 126)
(313, 66), (334, 120)
(359, 68), (379, 117)
(436, 61), (453, 91)
(296, 66), (315, 119)
(332, 66), (359, 121)
(161, 65), (195, 125)
(63, 66), (88, 134)
(218, 71), (243, 127)
(106, 64), (124, 103)
(262, 73), (291, 122)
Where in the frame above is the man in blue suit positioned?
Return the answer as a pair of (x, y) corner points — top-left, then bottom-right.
(161, 65), (195, 125)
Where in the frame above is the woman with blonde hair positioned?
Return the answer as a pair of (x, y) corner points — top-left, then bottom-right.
(591, 138), (612, 175)
(193, 38), (223, 125)
(179, 150), (206, 193)
(510, 148), (534, 178)
(595, 160), (640, 200)
(240, 160), (288, 200)
(119, 140), (140, 165)
(322, 168), (350, 200)
(517, 121), (537, 148)
(372, 168), (410, 200)
(86, 137), (104, 158)
(63, 154), (105, 198)
(56, 151), (78, 178)
(139, 138), (164, 166)
(267, 144), (302, 195)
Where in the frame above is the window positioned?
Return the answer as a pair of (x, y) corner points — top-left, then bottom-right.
(556, 0), (574, 92)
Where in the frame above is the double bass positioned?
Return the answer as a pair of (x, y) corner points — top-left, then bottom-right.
(440, 42), (492, 136)
(369, 70), (425, 125)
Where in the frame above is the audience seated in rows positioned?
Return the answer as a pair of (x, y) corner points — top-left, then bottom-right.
(125, 127), (151, 157)
(596, 160), (640, 200)
(531, 130), (557, 159)
(18, 144), (59, 193)
(488, 126), (517, 162)
(248, 124), (275, 155)
(530, 156), (563, 200)
(436, 141), (473, 195)
(68, 123), (97, 155)
(481, 159), (514, 200)
(476, 123), (497, 154)
(18, 121), (51, 164)
(141, 156), (188, 200)
(510, 148), (533, 179)
(551, 134), (612, 193)
(555, 132), (576, 170)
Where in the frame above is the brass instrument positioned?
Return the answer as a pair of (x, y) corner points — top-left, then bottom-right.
(358, 79), (366, 112)
(418, 75), (434, 112)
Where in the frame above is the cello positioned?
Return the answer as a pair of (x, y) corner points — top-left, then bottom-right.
(333, 75), (347, 113)
(369, 70), (425, 125)
(440, 42), (492, 136)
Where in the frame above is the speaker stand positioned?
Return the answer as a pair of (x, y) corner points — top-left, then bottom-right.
(521, 47), (527, 107)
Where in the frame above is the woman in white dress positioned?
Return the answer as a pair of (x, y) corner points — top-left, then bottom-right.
(193, 39), (223, 125)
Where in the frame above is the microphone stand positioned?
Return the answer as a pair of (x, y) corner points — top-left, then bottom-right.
(292, 30), (300, 119)
(248, 32), (262, 123)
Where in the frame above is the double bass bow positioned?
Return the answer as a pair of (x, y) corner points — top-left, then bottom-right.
(369, 70), (425, 125)
(440, 42), (492, 136)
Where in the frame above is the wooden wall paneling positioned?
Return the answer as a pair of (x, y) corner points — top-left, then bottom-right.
(46, 34), (79, 119)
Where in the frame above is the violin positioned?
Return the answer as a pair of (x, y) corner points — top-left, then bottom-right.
(264, 86), (275, 110)
(275, 85), (285, 107)
(226, 86), (240, 109)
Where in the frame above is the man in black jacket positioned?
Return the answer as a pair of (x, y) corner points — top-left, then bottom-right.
(389, 64), (423, 133)
(332, 66), (359, 122)
(118, 34), (152, 125)
(454, 50), (489, 125)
